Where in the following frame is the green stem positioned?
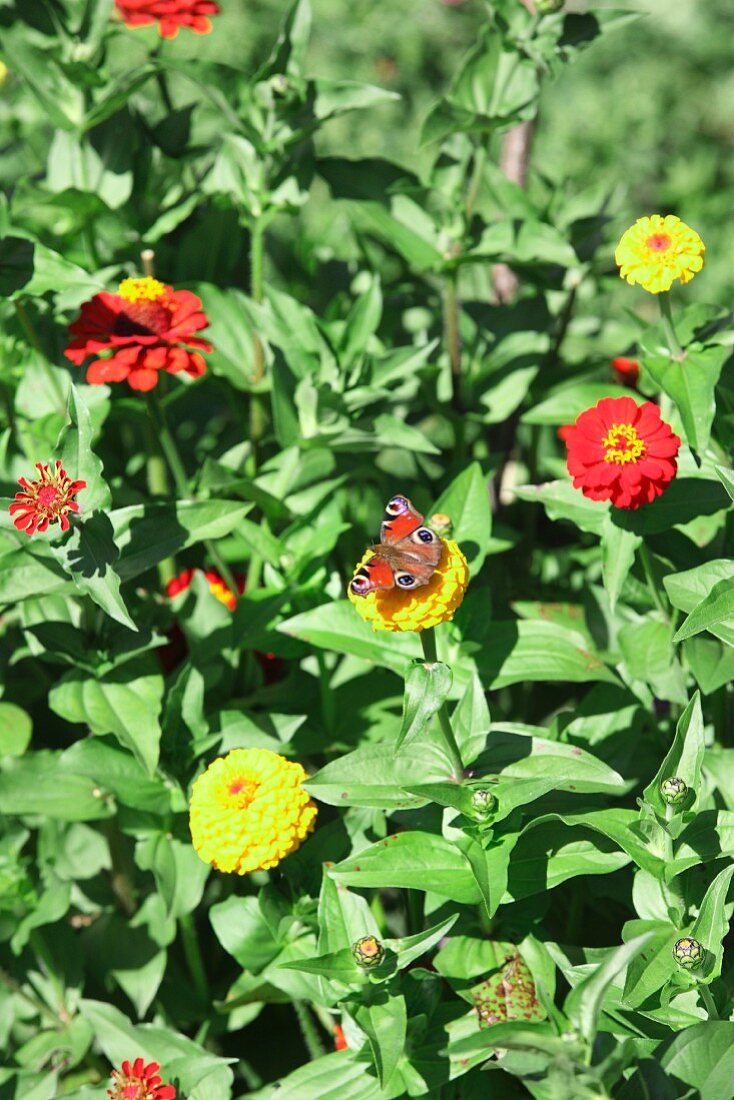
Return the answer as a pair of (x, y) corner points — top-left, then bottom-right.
(420, 629), (464, 780)
(146, 393), (240, 597)
(293, 1000), (326, 1060)
(464, 144), (487, 222)
(316, 651), (335, 736)
(443, 268), (462, 414)
(405, 889), (425, 936)
(102, 819), (137, 917)
(179, 912), (209, 1004)
(698, 981), (718, 1020)
(638, 543), (667, 618)
(658, 293), (683, 359)
(77, 132), (101, 269)
(246, 217), (268, 584)
(156, 69), (174, 113)
(30, 931), (70, 1023)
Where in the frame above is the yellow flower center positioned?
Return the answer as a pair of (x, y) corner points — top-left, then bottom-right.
(117, 276), (167, 303)
(226, 775), (259, 808)
(601, 423), (646, 465)
(645, 232), (671, 253)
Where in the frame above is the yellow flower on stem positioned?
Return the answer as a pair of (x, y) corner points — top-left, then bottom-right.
(189, 748), (317, 875)
(347, 539), (469, 632)
(614, 214), (704, 294)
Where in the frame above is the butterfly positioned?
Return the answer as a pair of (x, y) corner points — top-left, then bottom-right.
(350, 495), (443, 597)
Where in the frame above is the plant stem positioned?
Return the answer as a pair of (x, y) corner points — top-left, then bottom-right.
(316, 651), (335, 736)
(179, 912), (209, 1004)
(293, 1000), (326, 1060)
(420, 629), (464, 780)
(638, 542), (667, 618)
(145, 392), (240, 597)
(658, 293), (683, 359)
(464, 144), (487, 222)
(698, 981), (718, 1020)
(443, 268), (462, 414)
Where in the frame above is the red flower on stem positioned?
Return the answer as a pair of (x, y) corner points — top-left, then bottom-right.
(565, 396), (680, 510)
(107, 1057), (175, 1100)
(612, 356), (640, 387)
(65, 277), (211, 393)
(114, 0), (220, 37)
(8, 461), (86, 536)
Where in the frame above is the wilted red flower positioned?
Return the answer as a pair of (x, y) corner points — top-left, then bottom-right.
(612, 356), (640, 387)
(166, 567), (244, 611)
(107, 1057), (175, 1100)
(565, 396), (680, 510)
(65, 277), (211, 393)
(114, 0), (220, 38)
(9, 461), (86, 536)
(334, 1023), (348, 1051)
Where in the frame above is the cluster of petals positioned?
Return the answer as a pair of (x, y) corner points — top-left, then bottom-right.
(348, 539), (469, 632)
(166, 567), (244, 611)
(615, 214), (704, 294)
(189, 748), (318, 875)
(612, 356), (640, 387)
(107, 1057), (175, 1100)
(65, 277), (211, 393)
(565, 396), (680, 510)
(9, 461), (86, 536)
(114, 0), (220, 37)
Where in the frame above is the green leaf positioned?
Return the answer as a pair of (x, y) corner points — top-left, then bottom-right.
(279, 601), (421, 673)
(330, 832), (480, 904)
(59, 384), (111, 514)
(601, 513), (641, 611)
(621, 919), (677, 1008)
(674, 578), (734, 643)
(451, 672), (491, 764)
(661, 1022), (734, 1100)
(210, 896), (284, 973)
(48, 659), (164, 775)
(475, 621), (617, 687)
(1, 30), (84, 131)
(715, 465), (734, 503)
(689, 863), (734, 983)
(641, 344), (728, 455)
(665, 560), (734, 647)
(432, 462), (492, 574)
(515, 480), (606, 536)
(522, 383), (622, 426)
(396, 659), (452, 752)
(642, 693), (705, 815)
(0, 752), (112, 821)
(245, 1050), (387, 1100)
(0, 702), (33, 756)
(353, 995), (407, 1087)
(565, 933), (655, 1044)
(111, 501), (252, 582)
(306, 739), (459, 809)
(50, 514), (136, 632)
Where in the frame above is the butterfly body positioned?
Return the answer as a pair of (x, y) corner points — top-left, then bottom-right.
(350, 495), (443, 597)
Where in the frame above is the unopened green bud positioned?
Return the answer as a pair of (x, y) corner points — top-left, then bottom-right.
(673, 937), (704, 970)
(471, 789), (496, 819)
(661, 777), (688, 807)
(535, 0), (564, 13)
(352, 935), (385, 969)
(429, 513), (453, 538)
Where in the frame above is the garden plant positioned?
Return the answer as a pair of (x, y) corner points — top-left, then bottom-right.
(1, 0), (734, 1097)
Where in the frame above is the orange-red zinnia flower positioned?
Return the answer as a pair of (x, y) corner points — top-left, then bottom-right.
(166, 567), (244, 611)
(65, 277), (211, 393)
(107, 1057), (175, 1100)
(612, 356), (640, 387)
(565, 396), (680, 510)
(334, 1023), (348, 1051)
(9, 461), (86, 536)
(114, 0), (220, 37)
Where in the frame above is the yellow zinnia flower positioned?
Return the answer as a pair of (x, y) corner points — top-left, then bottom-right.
(614, 214), (704, 294)
(347, 539), (469, 632)
(189, 748), (318, 874)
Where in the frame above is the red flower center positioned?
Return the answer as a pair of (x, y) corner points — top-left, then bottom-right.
(37, 484), (60, 509)
(228, 777), (258, 806)
(645, 233), (671, 252)
(602, 423), (646, 465)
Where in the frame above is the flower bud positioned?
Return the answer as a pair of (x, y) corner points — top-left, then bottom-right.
(429, 513), (453, 537)
(673, 937), (703, 969)
(535, 0), (564, 12)
(661, 777), (688, 807)
(352, 935), (385, 969)
(471, 788), (496, 819)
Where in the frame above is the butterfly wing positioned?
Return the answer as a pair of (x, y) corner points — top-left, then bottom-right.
(350, 494), (444, 597)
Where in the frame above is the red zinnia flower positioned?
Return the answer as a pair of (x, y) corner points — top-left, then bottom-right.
(65, 277), (212, 393)
(612, 356), (640, 387)
(334, 1023), (348, 1051)
(556, 424), (573, 443)
(107, 1057), (175, 1100)
(166, 567), (244, 611)
(114, 0), (220, 37)
(9, 461), (86, 536)
(565, 396), (680, 510)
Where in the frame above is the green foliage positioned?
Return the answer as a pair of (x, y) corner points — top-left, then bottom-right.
(0, 0), (733, 1097)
